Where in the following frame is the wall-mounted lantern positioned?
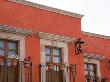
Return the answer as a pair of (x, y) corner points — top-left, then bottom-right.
(74, 38), (85, 55)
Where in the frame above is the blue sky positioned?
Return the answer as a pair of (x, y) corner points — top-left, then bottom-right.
(27, 0), (110, 36)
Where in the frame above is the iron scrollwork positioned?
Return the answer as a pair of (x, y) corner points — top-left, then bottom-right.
(39, 63), (76, 82)
(74, 38), (85, 55)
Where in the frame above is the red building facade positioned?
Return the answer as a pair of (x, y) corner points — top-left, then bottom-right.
(0, 0), (110, 82)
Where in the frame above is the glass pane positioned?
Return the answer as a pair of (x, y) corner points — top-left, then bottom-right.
(8, 51), (16, 57)
(0, 40), (4, 48)
(53, 48), (60, 56)
(45, 47), (51, 55)
(84, 64), (88, 69)
(8, 42), (16, 49)
(85, 70), (88, 75)
(90, 71), (95, 77)
(46, 56), (50, 62)
(89, 65), (94, 71)
(0, 49), (4, 56)
(53, 57), (59, 63)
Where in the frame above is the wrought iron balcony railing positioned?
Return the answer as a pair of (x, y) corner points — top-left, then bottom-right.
(39, 63), (76, 82)
(0, 56), (32, 82)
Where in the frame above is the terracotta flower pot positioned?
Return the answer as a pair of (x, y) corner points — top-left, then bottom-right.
(0, 55), (3, 62)
(95, 75), (100, 82)
(59, 63), (65, 71)
(24, 62), (30, 68)
(11, 60), (18, 66)
(96, 78), (100, 82)
(47, 62), (54, 70)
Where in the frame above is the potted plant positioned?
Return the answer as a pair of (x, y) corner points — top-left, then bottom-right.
(59, 62), (65, 71)
(0, 55), (3, 62)
(9, 55), (19, 66)
(23, 56), (32, 68)
(95, 74), (100, 82)
(47, 61), (54, 70)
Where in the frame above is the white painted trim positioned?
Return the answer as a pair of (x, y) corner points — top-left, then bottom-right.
(37, 32), (75, 43)
(82, 31), (110, 40)
(0, 31), (25, 82)
(8, 0), (84, 19)
(40, 39), (69, 82)
(0, 24), (33, 36)
(84, 53), (105, 60)
(84, 58), (101, 78)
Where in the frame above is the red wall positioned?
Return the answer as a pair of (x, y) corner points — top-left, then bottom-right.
(0, 1), (82, 37)
(83, 34), (110, 81)
(0, 0), (83, 82)
(0, 0), (110, 82)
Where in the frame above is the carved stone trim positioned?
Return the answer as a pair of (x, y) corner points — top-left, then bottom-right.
(84, 53), (105, 60)
(36, 32), (75, 43)
(0, 24), (33, 36)
(8, 0), (83, 19)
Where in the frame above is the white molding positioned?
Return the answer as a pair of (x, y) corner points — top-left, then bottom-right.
(40, 39), (68, 82)
(0, 31), (25, 82)
(84, 53), (103, 79)
(84, 53), (105, 60)
(0, 24), (32, 36)
(8, 0), (84, 19)
(82, 31), (110, 40)
(37, 32), (75, 43)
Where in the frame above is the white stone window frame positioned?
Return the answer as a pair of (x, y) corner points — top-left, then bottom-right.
(40, 39), (69, 82)
(84, 57), (101, 78)
(0, 31), (25, 82)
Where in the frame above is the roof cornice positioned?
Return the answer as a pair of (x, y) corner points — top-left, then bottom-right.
(8, 0), (84, 19)
(82, 31), (110, 40)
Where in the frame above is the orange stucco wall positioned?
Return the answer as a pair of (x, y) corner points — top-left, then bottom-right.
(83, 34), (110, 81)
(0, 0), (110, 82)
(0, 1), (83, 82)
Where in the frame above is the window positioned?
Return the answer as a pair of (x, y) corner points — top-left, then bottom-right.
(45, 46), (62, 63)
(85, 63), (97, 82)
(0, 39), (18, 57)
(45, 46), (63, 82)
(0, 39), (19, 82)
(40, 39), (68, 82)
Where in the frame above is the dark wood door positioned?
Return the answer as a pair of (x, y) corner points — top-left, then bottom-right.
(0, 39), (19, 82)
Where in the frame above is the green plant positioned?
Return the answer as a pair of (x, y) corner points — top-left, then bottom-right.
(9, 55), (19, 60)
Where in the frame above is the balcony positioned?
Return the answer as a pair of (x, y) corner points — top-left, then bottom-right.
(39, 63), (76, 82)
(0, 55), (108, 82)
(0, 55), (77, 82)
(0, 56), (32, 82)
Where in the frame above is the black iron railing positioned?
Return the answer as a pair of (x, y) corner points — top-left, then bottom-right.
(39, 63), (76, 82)
(101, 78), (109, 82)
(85, 74), (101, 82)
(0, 56), (32, 82)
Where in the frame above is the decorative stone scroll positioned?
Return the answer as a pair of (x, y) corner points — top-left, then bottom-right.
(84, 53), (105, 60)
(0, 24), (33, 36)
(36, 32), (75, 43)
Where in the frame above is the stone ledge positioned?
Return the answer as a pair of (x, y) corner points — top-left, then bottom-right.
(8, 0), (84, 19)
